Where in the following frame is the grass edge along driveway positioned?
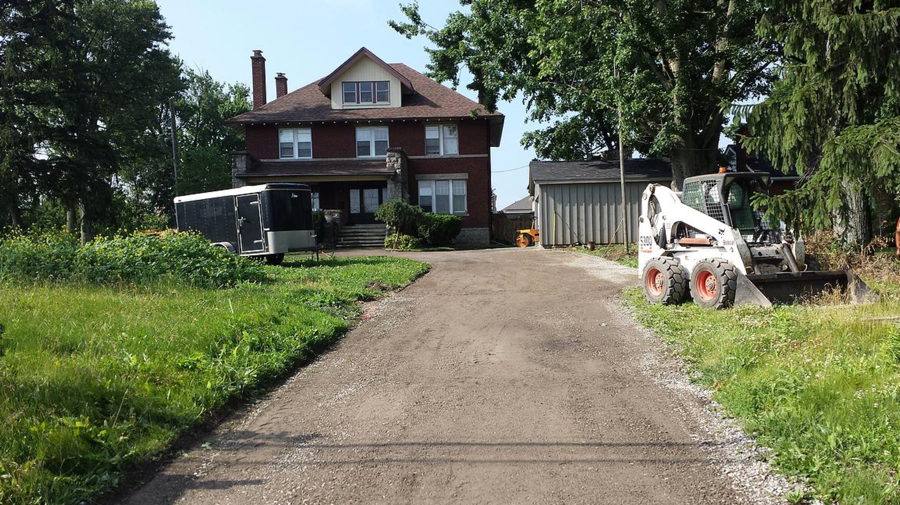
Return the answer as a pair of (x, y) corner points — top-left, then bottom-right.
(627, 288), (900, 505)
(0, 256), (429, 505)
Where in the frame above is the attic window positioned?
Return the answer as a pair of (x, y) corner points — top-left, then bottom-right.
(342, 81), (390, 105)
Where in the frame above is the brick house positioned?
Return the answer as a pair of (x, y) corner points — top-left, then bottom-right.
(227, 47), (504, 245)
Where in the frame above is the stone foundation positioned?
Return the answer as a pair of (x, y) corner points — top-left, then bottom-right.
(454, 227), (490, 247)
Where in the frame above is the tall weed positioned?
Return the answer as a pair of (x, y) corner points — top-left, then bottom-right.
(0, 231), (265, 288)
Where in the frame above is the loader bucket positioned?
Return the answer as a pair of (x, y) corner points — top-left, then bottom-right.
(734, 270), (877, 307)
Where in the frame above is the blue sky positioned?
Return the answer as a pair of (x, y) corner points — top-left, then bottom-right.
(154, 0), (535, 209)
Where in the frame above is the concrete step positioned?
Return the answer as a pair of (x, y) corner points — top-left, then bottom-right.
(336, 225), (386, 248)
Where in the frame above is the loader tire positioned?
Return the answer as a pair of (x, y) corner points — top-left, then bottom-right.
(690, 259), (738, 309)
(642, 257), (687, 305)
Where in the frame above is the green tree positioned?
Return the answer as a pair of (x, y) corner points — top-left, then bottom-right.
(391, 0), (776, 187)
(740, 1), (900, 247)
(174, 69), (251, 196)
(0, 0), (182, 240)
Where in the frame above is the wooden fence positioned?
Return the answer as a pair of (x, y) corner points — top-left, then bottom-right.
(492, 213), (535, 244)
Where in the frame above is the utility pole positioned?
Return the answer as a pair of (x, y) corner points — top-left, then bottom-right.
(614, 58), (629, 253)
(169, 98), (179, 196)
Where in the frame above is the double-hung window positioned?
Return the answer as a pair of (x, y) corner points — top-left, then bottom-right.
(279, 128), (312, 159)
(418, 179), (467, 214)
(356, 126), (389, 157)
(342, 81), (390, 105)
(425, 124), (459, 155)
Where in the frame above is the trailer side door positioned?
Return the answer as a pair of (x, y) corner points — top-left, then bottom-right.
(236, 194), (265, 254)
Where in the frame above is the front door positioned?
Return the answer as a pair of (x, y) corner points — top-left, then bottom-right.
(348, 187), (384, 224)
(236, 194), (265, 253)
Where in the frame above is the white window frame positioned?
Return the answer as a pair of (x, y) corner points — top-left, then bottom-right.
(356, 126), (389, 158)
(278, 128), (312, 159)
(342, 81), (390, 105)
(311, 191), (320, 211)
(425, 124), (459, 156)
(418, 178), (467, 215)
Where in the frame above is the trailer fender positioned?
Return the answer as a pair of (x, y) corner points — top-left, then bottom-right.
(212, 242), (237, 254)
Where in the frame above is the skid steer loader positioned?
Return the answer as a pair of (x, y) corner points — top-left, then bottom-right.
(637, 172), (873, 308)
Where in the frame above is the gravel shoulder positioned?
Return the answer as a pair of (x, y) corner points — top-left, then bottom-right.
(122, 248), (786, 505)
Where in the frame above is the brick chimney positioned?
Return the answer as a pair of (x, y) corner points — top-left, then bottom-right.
(275, 72), (288, 98)
(251, 50), (266, 109)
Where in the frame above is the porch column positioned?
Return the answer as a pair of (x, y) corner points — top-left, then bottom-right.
(231, 151), (252, 188)
(385, 147), (409, 202)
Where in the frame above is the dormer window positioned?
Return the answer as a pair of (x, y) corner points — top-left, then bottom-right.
(342, 81), (390, 105)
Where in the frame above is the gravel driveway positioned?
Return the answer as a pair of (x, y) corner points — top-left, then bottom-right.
(122, 248), (784, 504)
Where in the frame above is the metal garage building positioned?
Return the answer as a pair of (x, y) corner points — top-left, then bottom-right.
(528, 158), (672, 246)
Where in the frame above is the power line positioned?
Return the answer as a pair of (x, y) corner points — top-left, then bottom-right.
(492, 164), (530, 173)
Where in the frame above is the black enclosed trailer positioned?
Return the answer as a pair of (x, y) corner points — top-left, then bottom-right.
(174, 183), (316, 265)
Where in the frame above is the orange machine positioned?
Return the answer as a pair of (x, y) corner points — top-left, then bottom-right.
(515, 228), (540, 248)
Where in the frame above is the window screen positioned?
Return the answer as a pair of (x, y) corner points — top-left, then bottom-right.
(356, 128), (371, 157)
(373, 127), (388, 156)
(375, 81), (390, 102)
(279, 130), (294, 159)
(442, 125), (459, 154)
(452, 180), (466, 213)
(418, 181), (433, 212)
(425, 126), (441, 155)
(434, 180), (451, 214)
(359, 82), (373, 103)
(343, 82), (356, 104)
(296, 129), (312, 158)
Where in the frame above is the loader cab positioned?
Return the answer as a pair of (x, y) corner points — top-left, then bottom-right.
(681, 173), (773, 243)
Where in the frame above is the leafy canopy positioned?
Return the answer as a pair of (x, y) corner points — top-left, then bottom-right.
(391, 0), (777, 186)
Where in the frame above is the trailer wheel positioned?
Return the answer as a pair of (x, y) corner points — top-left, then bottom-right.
(690, 259), (737, 309)
(265, 253), (285, 266)
(642, 257), (687, 305)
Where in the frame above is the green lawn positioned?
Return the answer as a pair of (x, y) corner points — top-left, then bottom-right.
(0, 255), (429, 505)
(628, 286), (900, 504)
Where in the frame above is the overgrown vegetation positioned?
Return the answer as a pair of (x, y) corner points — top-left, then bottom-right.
(578, 244), (638, 269)
(384, 233), (422, 251)
(628, 251), (900, 503)
(0, 231), (264, 288)
(0, 235), (429, 504)
(376, 199), (462, 248)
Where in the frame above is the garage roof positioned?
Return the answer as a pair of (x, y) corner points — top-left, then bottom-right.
(528, 158), (672, 194)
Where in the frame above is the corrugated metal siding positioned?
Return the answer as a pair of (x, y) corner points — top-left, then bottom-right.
(536, 182), (647, 246)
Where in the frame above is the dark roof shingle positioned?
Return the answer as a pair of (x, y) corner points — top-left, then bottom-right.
(228, 62), (504, 146)
(229, 64), (501, 123)
(500, 196), (534, 213)
(529, 158), (672, 186)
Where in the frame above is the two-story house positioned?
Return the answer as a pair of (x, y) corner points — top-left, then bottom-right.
(227, 47), (504, 246)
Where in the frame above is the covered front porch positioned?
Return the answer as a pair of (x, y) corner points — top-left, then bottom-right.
(231, 150), (410, 228)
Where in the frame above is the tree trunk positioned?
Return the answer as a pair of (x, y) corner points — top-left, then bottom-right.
(66, 202), (78, 234)
(834, 181), (871, 250)
(669, 145), (719, 190)
(79, 203), (94, 244)
(8, 202), (22, 230)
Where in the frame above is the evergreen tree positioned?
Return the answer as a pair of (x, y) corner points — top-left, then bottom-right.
(741, 1), (900, 246)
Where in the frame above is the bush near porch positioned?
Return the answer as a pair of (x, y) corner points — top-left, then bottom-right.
(376, 199), (462, 249)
